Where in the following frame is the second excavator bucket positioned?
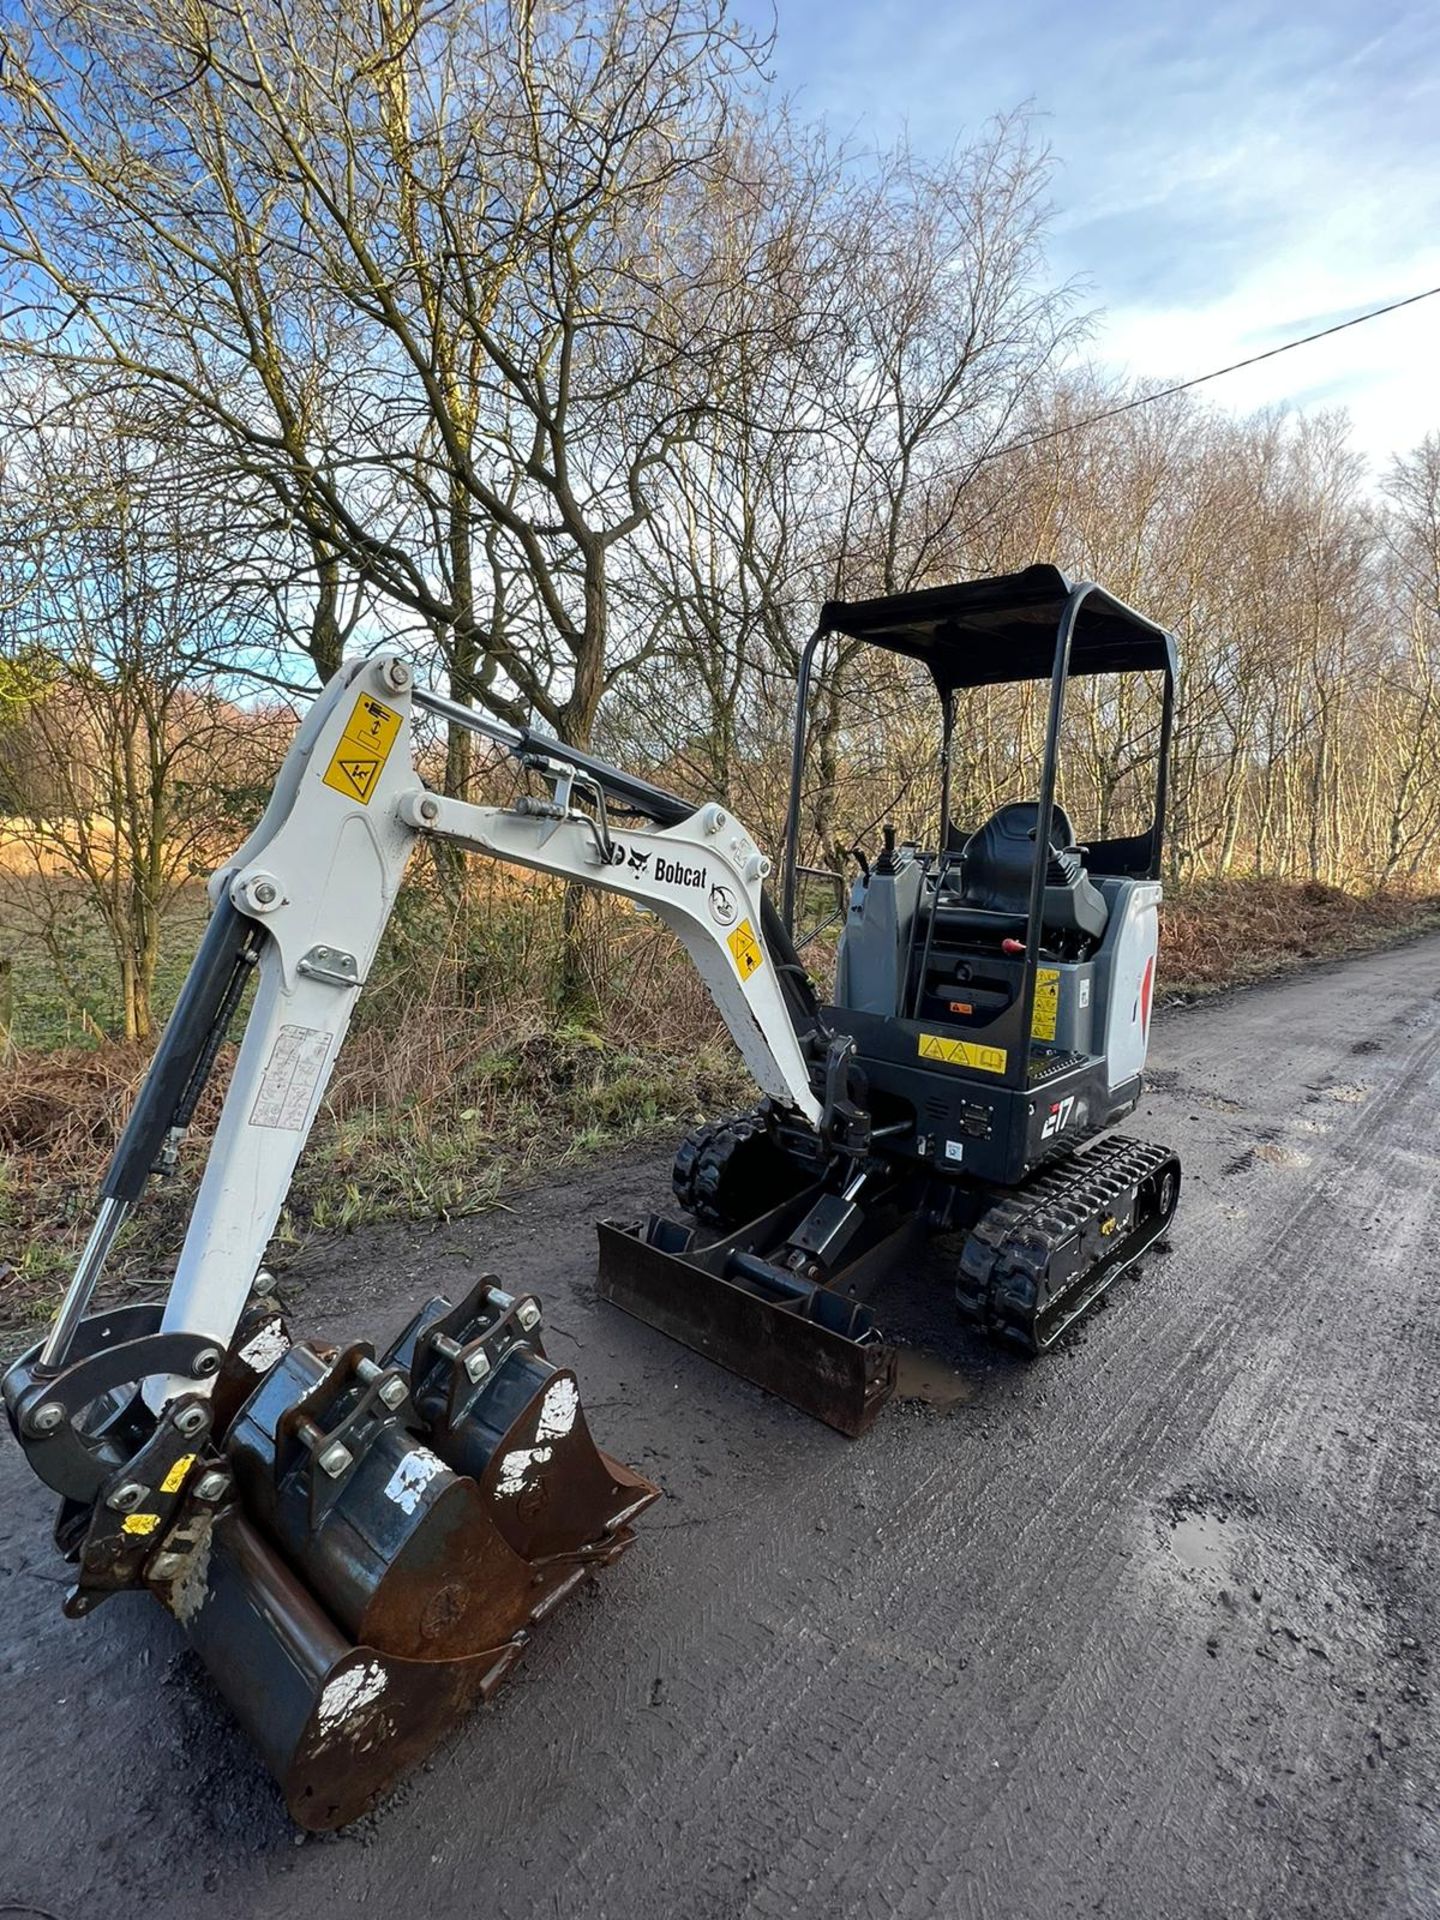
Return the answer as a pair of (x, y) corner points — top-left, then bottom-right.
(6, 1279), (658, 1831)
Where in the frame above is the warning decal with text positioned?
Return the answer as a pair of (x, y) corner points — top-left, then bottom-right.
(727, 918), (765, 980)
(250, 1025), (333, 1130)
(322, 694), (402, 805)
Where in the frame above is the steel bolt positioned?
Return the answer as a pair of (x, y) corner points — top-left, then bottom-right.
(317, 1441), (354, 1479)
(174, 1404), (209, 1438)
(378, 1375), (408, 1411)
(382, 658), (412, 693)
(516, 1300), (542, 1334)
(419, 795), (441, 823)
(107, 1481), (148, 1513)
(464, 1348), (491, 1385)
(191, 1347), (222, 1378)
(193, 1472), (230, 1502)
(252, 1268), (277, 1296)
(254, 881), (278, 905)
(31, 1402), (66, 1434)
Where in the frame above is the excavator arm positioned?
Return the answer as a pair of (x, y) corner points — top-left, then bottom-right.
(1, 651), (824, 1831)
(26, 650), (823, 1424)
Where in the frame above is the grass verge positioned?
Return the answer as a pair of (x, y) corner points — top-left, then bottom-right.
(0, 1021), (748, 1344)
(1160, 879), (1440, 998)
(3, 876), (1435, 1343)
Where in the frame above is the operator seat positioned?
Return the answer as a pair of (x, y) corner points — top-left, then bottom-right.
(936, 801), (1109, 946)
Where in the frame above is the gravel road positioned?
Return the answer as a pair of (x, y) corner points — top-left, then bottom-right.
(2, 937), (1438, 1919)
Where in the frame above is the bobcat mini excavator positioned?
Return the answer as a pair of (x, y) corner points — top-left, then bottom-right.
(3, 564), (1179, 1829)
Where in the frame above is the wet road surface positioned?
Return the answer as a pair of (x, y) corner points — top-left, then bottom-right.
(2, 937), (1438, 1918)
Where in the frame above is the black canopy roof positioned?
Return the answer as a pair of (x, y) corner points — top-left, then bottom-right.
(819, 565), (1177, 691)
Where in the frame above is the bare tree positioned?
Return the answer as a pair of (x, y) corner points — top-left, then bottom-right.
(0, 394), (286, 1039)
(0, 0), (805, 770)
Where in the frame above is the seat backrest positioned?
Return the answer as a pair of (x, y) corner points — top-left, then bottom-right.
(958, 801), (1077, 914)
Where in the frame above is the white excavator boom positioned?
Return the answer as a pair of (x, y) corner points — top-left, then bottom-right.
(54, 651), (822, 1396)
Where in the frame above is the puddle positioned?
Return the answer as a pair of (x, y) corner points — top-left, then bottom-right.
(894, 1349), (976, 1411)
(1167, 1511), (1232, 1577)
(1199, 1093), (1245, 1114)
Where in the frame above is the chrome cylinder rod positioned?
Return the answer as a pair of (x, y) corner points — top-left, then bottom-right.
(411, 687), (523, 750)
(38, 1195), (133, 1370)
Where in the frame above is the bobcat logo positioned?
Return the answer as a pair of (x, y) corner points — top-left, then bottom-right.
(708, 884), (737, 926)
(627, 847), (650, 875)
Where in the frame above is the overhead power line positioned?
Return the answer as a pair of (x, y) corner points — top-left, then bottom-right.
(987, 281), (1440, 462)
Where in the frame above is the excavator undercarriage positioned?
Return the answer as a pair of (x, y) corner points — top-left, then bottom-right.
(600, 1108), (1180, 1435)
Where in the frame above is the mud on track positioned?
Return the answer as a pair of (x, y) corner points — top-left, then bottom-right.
(2, 937), (1439, 1919)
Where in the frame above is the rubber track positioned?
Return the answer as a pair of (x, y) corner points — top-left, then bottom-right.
(671, 1110), (768, 1226)
(959, 1133), (1177, 1351)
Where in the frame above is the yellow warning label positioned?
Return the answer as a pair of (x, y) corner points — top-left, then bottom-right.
(322, 694), (402, 805)
(918, 1032), (1008, 1076)
(159, 1454), (196, 1495)
(727, 918), (765, 980)
(121, 1512), (161, 1537)
(1031, 967), (1059, 1042)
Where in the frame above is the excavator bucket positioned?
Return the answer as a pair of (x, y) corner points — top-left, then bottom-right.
(5, 1280), (658, 1831)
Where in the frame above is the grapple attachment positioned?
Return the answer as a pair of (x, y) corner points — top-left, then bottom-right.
(3, 1280), (657, 1831)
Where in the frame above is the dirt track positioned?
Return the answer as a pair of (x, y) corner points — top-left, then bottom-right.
(3, 938), (1439, 1919)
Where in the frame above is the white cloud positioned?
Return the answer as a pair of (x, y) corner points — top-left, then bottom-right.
(1090, 252), (1440, 477)
(751, 0), (1440, 472)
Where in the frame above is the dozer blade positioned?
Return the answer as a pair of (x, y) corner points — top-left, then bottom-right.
(596, 1201), (899, 1437)
(11, 1280), (657, 1829)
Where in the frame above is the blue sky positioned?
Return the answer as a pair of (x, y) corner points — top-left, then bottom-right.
(747, 0), (1440, 473)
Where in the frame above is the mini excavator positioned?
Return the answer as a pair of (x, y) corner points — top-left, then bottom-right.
(4, 566), (1180, 1828)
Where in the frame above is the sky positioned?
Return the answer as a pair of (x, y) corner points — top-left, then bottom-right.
(745, 0), (1440, 476)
